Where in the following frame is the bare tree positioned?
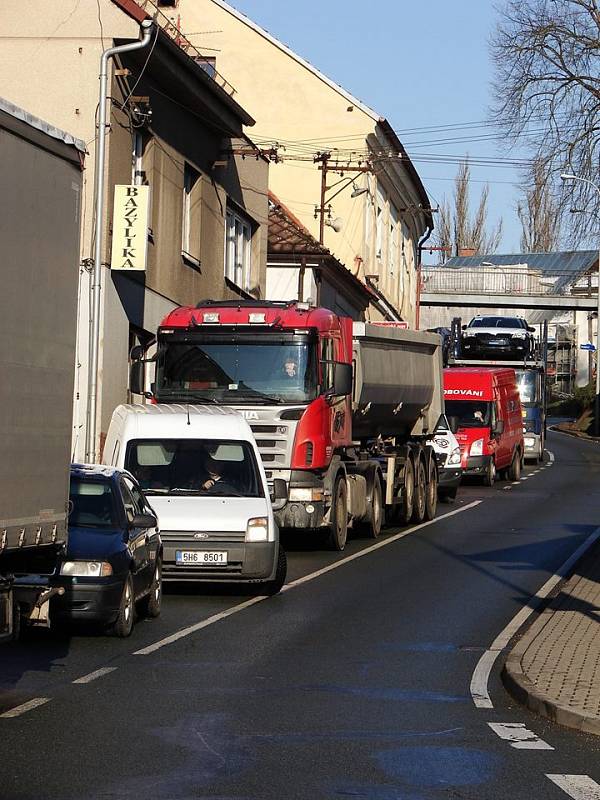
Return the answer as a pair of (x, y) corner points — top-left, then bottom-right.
(517, 158), (562, 251)
(492, 0), (600, 242)
(437, 159), (503, 259)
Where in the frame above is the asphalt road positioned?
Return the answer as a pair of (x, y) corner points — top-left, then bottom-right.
(2, 428), (600, 800)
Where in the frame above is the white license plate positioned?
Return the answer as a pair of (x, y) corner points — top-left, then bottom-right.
(175, 550), (227, 565)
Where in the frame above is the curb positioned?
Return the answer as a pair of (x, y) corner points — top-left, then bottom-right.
(502, 589), (600, 736)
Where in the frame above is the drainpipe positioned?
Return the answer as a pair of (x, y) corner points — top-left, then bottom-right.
(416, 223), (433, 330)
(85, 20), (154, 462)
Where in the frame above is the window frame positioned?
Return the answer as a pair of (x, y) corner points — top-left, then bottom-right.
(182, 162), (201, 268)
(224, 208), (253, 292)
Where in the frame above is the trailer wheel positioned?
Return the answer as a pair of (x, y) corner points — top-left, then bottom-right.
(326, 476), (348, 551)
(537, 434), (545, 463)
(396, 457), (414, 526)
(411, 456), (427, 523)
(424, 457), (438, 521)
(357, 472), (384, 539)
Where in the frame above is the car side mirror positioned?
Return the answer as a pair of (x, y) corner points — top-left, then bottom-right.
(461, 324), (467, 330)
(527, 326), (535, 333)
(129, 513), (157, 529)
(332, 362), (353, 397)
(270, 478), (287, 511)
(448, 415), (460, 434)
(492, 419), (504, 436)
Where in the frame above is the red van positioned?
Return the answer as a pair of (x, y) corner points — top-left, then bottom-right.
(443, 367), (525, 486)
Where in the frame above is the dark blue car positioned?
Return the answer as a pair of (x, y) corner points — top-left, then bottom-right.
(51, 464), (162, 637)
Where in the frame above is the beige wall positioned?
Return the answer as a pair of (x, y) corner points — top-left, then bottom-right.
(174, 0), (429, 324)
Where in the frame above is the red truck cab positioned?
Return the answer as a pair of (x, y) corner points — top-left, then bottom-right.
(443, 367), (524, 486)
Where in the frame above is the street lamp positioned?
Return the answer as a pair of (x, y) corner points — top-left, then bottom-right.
(561, 172), (600, 435)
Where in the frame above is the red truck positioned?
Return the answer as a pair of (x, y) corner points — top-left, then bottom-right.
(130, 301), (444, 550)
(443, 367), (524, 486)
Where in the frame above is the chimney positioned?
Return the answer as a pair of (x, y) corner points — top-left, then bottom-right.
(458, 247), (476, 257)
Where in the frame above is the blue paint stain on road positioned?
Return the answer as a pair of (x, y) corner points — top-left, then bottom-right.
(380, 642), (458, 653)
(304, 684), (468, 703)
(374, 746), (499, 787)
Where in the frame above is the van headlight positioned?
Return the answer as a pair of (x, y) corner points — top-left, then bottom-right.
(246, 517), (269, 542)
(470, 439), (484, 456)
(448, 446), (461, 465)
(60, 561), (113, 577)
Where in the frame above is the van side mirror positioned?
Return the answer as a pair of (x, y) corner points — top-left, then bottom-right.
(332, 362), (353, 397)
(270, 478), (287, 511)
(130, 360), (145, 396)
(448, 415), (460, 434)
(492, 419), (504, 436)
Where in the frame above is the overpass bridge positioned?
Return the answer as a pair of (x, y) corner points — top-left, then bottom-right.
(420, 291), (597, 311)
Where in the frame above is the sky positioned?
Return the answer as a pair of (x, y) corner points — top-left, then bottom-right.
(221, 0), (527, 256)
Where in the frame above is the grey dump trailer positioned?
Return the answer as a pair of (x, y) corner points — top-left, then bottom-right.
(0, 99), (83, 640)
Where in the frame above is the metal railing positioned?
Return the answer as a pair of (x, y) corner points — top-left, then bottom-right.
(422, 266), (596, 298)
(136, 0), (237, 96)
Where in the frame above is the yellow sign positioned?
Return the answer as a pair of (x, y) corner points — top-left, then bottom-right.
(110, 185), (150, 271)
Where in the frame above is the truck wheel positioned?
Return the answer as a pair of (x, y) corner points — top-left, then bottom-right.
(138, 557), (162, 618)
(411, 456), (427, 523)
(483, 459), (495, 487)
(358, 473), (384, 538)
(261, 546), (287, 596)
(327, 476), (348, 551)
(508, 450), (522, 482)
(110, 573), (135, 638)
(397, 458), (414, 526)
(424, 457), (438, 521)
(537, 435), (544, 463)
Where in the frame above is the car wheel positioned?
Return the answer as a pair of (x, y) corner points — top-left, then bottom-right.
(261, 546), (287, 596)
(508, 450), (522, 482)
(326, 476), (348, 551)
(110, 572), (135, 638)
(138, 557), (162, 619)
(483, 459), (495, 487)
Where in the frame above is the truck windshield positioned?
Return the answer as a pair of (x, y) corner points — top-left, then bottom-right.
(124, 439), (264, 498)
(515, 369), (537, 404)
(69, 479), (118, 529)
(156, 338), (317, 404)
(445, 400), (493, 427)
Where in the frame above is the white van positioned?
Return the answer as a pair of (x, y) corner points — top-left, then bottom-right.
(103, 404), (287, 594)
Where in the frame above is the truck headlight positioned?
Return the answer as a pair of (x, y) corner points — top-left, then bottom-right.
(470, 438), (484, 456)
(246, 517), (269, 542)
(60, 561), (113, 577)
(288, 488), (324, 502)
(448, 446), (461, 465)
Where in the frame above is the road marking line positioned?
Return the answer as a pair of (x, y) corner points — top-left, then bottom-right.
(72, 667), (117, 684)
(548, 450), (555, 464)
(470, 524), (600, 709)
(487, 722), (553, 750)
(135, 501), (482, 656)
(0, 698), (50, 718)
(546, 774), (600, 799)
(512, 481), (520, 485)
(503, 486), (512, 491)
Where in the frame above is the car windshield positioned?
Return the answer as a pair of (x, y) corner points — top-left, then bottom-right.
(124, 439), (264, 498)
(69, 479), (118, 529)
(516, 369), (538, 404)
(469, 317), (523, 329)
(445, 400), (493, 427)
(156, 337), (317, 404)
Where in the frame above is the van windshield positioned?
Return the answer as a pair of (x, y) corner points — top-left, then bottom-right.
(124, 439), (264, 498)
(445, 400), (493, 428)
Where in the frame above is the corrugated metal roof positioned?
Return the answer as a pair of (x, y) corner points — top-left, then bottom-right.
(445, 251), (598, 277)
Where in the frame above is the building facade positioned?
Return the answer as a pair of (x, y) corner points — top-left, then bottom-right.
(0, 0), (268, 457)
(161, 0), (433, 324)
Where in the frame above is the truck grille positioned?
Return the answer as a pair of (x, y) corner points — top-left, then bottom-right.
(160, 530), (246, 543)
(250, 424), (289, 467)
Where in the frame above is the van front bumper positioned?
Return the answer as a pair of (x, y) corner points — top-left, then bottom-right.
(162, 540), (278, 583)
(438, 467), (462, 490)
(463, 455), (493, 475)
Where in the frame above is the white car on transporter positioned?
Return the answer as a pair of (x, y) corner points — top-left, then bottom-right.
(103, 404), (288, 594)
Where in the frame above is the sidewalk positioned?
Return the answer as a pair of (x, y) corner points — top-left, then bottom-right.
(503, 541), (600, 735)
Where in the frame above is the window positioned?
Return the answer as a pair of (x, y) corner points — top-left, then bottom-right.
(375, 186), (385, 260)
(320, 338), (336, 392)
(69, 479), (118, 529)
(225, 209), (252, 291)
(182, 162), (202, 266)
(389, 204), (399, 277)
(194, 56), (216, 78)
(157, 0), (178, 6)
